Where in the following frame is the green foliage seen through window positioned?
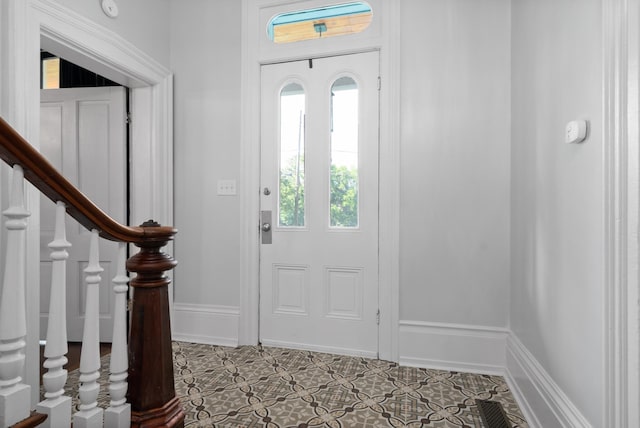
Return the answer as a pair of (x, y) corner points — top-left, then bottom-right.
(279, 156), (358, 228)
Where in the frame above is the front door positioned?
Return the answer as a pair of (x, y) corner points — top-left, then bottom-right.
(39, 87), (127, 342)
(259, 51), (380, 357)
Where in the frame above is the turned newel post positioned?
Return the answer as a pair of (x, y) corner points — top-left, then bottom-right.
(126, 220), (184, 428)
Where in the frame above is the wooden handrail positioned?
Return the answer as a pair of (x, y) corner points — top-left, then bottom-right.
(0, 116), (175, 243)
(0, 116), (184, 427)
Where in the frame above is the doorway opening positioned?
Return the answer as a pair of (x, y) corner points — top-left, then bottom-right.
(40, 51), (132, 226)
(38, 53), (131, 346)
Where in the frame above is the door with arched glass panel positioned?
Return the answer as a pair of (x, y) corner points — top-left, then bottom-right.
(260, 51), (379, 357)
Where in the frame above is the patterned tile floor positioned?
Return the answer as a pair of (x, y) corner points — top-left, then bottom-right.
(172, 342), (528, 428)
(63, 341), (527, 427)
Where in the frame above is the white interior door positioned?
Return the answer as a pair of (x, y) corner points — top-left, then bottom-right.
(260, 51), (380, 357)
(39, 87), (127, 343)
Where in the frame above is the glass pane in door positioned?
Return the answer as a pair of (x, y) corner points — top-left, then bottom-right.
(330, 76), (359, 228)
(279, 82), (306, 227)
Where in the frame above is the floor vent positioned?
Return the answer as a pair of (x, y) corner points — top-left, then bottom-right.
(475, 399), (512, 428)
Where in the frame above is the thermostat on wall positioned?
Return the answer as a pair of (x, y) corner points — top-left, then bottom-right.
(565, 120), (588, 144)
(101, 0), (119, 18)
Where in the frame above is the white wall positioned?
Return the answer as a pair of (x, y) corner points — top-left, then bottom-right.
(51, 0), (171, 67)
(399, 0), (511, 328)
(510, 0), (604, 425)
(40, 0), (615, 424)
(170, 0), (242, 311)
(169, 0), (513, 353)
(0, 0), (615, 422)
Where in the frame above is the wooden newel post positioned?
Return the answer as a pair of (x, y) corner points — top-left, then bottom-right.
(126, 220), (184, 428)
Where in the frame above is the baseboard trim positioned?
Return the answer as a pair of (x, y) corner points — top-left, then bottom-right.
(398, 321), (509, 375)
(505, 334), (591, 428)
(172, 303), (239, 347)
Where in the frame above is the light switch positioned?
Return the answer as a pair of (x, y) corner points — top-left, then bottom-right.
(565, 120), (588, 144)
(217, 179), (236, 196)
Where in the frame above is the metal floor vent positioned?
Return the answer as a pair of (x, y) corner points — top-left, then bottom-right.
(475, 399), (512, 428)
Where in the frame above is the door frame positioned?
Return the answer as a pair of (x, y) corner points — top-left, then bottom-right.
(0, 0), (173, 406)
(239, 0), (400, 362)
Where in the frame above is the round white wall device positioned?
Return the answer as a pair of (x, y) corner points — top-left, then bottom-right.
(101, 0), (119, 18)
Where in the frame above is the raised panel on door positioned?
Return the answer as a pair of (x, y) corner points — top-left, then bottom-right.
(259, 52), (380, 357)
(40, 87), (126, 343)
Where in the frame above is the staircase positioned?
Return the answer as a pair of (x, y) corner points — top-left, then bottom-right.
(0, 117), (184, 427)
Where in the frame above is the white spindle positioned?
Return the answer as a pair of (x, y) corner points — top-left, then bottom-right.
(37, 201), (73, 427)
(74, 230), (104, 427)
(105, 243), (130, 427)
(0, 165), (31, 426)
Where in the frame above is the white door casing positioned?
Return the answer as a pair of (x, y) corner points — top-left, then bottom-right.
(241, 0), (400, 363)
(259, 52), (380, 357)
(39, 87), (126, 342)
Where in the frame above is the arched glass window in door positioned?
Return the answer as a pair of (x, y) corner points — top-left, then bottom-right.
(267, 2), (372, 44)
(278, 82), (306, 227)
(330, 76), (359, 228)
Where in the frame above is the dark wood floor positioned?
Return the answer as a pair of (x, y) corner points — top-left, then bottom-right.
(39, 342), (111, 382)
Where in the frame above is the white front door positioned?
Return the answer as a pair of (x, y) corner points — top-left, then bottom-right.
(39, 87), (127, 342)
(259, 52), (380, 357)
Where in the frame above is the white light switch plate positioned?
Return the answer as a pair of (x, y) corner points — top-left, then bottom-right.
(217, 179), (237, 196)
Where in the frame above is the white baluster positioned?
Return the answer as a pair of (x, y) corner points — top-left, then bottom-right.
(0, 165), (31, 426)
(37, 201), (72, 427)
(73, 230), (104, 427)
(105, 243), (130, 427)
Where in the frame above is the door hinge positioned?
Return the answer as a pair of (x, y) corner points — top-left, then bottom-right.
(377, 76), (381, 91)
(376, 309), (380, 325)
(126, 112), (132, 124)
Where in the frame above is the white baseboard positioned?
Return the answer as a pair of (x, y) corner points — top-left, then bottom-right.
(505, 334), (591, 428)
(398, 320), (509, 375)
(172, 303), (239, 347)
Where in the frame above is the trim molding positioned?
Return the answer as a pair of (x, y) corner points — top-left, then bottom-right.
(505, 334), (591, 428)
(173, 304), (240, 347)
(34, 0), (168, 86)
(602, 0), (639, 426)
(238, 0), (261, 345)
(1, 0), (41, 407)
(626, 2), (640, 426)
(377, 0), (401, 363)
(398, 321), (509, 375)
(396, 323), (597, 426)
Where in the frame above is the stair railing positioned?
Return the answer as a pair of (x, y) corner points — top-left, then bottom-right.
(0, 116), (184, 427)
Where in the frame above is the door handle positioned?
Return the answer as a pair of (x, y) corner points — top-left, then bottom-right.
(261, 211), (272, 244)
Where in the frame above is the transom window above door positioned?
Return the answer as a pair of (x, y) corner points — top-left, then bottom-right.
(267, 2), (372, 44)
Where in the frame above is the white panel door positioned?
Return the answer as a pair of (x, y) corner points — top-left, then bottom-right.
(260, 52), (380, 357)
(40, 87), (127, 343)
